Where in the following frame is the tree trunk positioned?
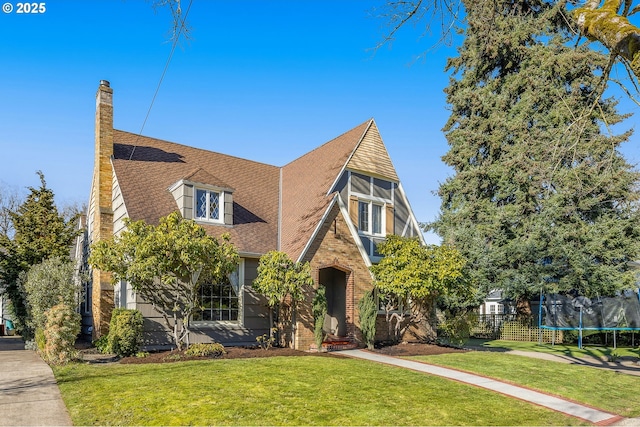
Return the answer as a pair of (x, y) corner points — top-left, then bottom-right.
(173, 312), (181, 351)
(516, 297), (532, 318)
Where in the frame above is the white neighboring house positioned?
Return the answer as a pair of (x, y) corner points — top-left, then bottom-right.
(479, 289), (515, 315)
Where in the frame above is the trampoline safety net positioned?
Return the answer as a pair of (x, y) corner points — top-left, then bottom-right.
(542, 290), (640, 330)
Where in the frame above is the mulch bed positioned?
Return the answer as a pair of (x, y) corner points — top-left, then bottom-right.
(109, 342), (466, 364)
(373, 342), (468, 357)
(118, 346), (334, 364)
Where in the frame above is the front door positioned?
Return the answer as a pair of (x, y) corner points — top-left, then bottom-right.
(319, 267), (347, 337)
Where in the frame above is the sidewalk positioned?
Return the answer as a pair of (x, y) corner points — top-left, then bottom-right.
(342, 349), (634, 426)
(464, 343), (640, 377)
(0, 335), (72, 426)
(503, 349), (640, 376)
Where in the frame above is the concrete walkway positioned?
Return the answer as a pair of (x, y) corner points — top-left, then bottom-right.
(0, 335), (72, 426)
(502, 349), (640, 376)
(342, 349), (629, 426)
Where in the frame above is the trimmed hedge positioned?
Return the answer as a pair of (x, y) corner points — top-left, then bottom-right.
(108, 309), (144, 357)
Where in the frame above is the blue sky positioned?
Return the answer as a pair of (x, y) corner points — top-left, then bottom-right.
(1, 1), (639, 245)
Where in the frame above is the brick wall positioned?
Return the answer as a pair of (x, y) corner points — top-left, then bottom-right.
(91, 81), (115, 339)
(296, 203), (374, 350)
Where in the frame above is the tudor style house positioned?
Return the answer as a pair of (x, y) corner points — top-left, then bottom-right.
(80, 80), (423, 350)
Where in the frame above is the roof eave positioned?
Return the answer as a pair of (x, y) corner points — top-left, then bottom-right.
(296, 194), (372, 270)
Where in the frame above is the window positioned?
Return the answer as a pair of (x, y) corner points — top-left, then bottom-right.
(358, 200), (384, 236)
(497, 304), (504, 314)
(193, 281), (239, 322)
(195, 188), (222, 222)
(490, 304), (496, 314)
(358, 201), (369, 232)
(372, 204), (382, 234)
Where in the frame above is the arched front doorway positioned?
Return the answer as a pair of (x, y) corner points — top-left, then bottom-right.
(319, 267), (347, 337)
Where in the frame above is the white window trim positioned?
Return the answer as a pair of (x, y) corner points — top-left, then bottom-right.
(351, 191), (389, 205)
(348, 171), (394, 258)
(194, 187), (225, 224)
(357, 199), (386, 238)
(191, 262), (244, 326)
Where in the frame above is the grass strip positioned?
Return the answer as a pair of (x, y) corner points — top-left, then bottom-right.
(411, 351), (640, 417)
(54, 355), (584, 426)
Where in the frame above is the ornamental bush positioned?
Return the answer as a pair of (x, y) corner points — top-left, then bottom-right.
(22, 257), (82, 340)
(357, 291), (377, 350)
(42, 303), (80, 365)
(438, 310), (477, 348)
(185, 343), (226, 357)
(312, 286), (328, 350)
(107, 308), (143, 357)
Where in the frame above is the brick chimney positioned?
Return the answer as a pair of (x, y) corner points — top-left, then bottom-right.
(91, 80), (114, 339)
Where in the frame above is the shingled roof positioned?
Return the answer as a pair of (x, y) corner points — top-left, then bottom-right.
(280, 119), (372, 261)
(110, 119), (377, 260)
(112, 130), (280, 255)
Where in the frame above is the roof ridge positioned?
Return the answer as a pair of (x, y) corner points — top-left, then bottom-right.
(281, 119), (373, 169)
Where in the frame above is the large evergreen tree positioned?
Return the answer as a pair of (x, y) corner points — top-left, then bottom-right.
(433, 0), (640, 308)
(0, 172), (79, 335)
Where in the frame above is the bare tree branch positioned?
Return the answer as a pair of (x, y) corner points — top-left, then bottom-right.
(371, 0), (464, 56)
(151, 0), (192, 44)
(0, 182), (22, 239)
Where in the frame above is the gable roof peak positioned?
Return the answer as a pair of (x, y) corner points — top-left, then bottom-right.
(346, 119), (399, 182)
(282, 119), (373, 168)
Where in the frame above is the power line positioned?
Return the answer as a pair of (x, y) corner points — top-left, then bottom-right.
(129, 0), (193, 161)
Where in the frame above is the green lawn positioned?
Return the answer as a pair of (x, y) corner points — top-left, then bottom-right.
(467, 338), (640, 359)
(53, 355), (584, 426)
(411, 351), (640, 417)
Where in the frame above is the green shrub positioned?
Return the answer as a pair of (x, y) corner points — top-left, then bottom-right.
(358, 290), (377, 350)
(439, 310), (477, 347)
(93, 335), (111, 354)
(22, 258), (83, 339)
(42, 303), (81, 365)
(162, 353), (183, 362)
(312, 286), (328, 349)
(35, 327), (46, 352)
(185, 343), (226, 357)
(256, 332), (276, 350)
(107, 309), (144, 357)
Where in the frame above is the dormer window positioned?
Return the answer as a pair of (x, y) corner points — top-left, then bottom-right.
(168, 171), (234, 226)
(195, 188), (223, 223)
